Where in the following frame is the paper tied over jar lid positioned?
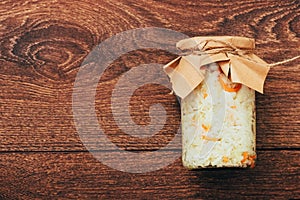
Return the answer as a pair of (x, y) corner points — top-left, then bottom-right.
(163, 36), (270, 99)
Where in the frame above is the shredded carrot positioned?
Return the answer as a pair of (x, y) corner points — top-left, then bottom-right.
(219, 74), (242, 92)
(240, 152), (256, 167)
(230, 105), (237, 109)
(241, 152), (249, 163)
(249, 155), (256, 168)
(201, 135), (221, 142)
(203, 93), (208, 99)
(242, 152), (249, 159)
(201, 124), (211, 132)
(222, 156), (229, 163)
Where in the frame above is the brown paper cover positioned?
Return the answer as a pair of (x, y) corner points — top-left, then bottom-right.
(163, 36), (270, 99)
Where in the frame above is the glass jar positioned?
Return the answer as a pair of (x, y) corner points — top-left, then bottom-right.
(181, 62), (256, 169)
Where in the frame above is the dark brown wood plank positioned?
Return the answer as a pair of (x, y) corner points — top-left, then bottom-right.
(0, 71), (299, 151)
(0, 150), (299, 199)
(0, 0), (299, 151)
(0, 0), (299, 199)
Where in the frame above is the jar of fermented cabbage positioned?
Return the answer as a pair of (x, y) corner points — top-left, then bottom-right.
(181, 62), (256, 168)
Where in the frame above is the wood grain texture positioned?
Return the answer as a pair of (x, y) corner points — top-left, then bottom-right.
(0, 0), (299, 199)
(0, 151), (299, 199)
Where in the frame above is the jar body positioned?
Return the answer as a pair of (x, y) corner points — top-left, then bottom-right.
(181, 63), (256, 168)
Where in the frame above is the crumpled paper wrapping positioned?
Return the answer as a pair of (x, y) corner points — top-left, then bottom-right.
(163, 36), (270, 99)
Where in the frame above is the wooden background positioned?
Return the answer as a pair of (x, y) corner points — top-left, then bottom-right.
(0, 0), (299, 199)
